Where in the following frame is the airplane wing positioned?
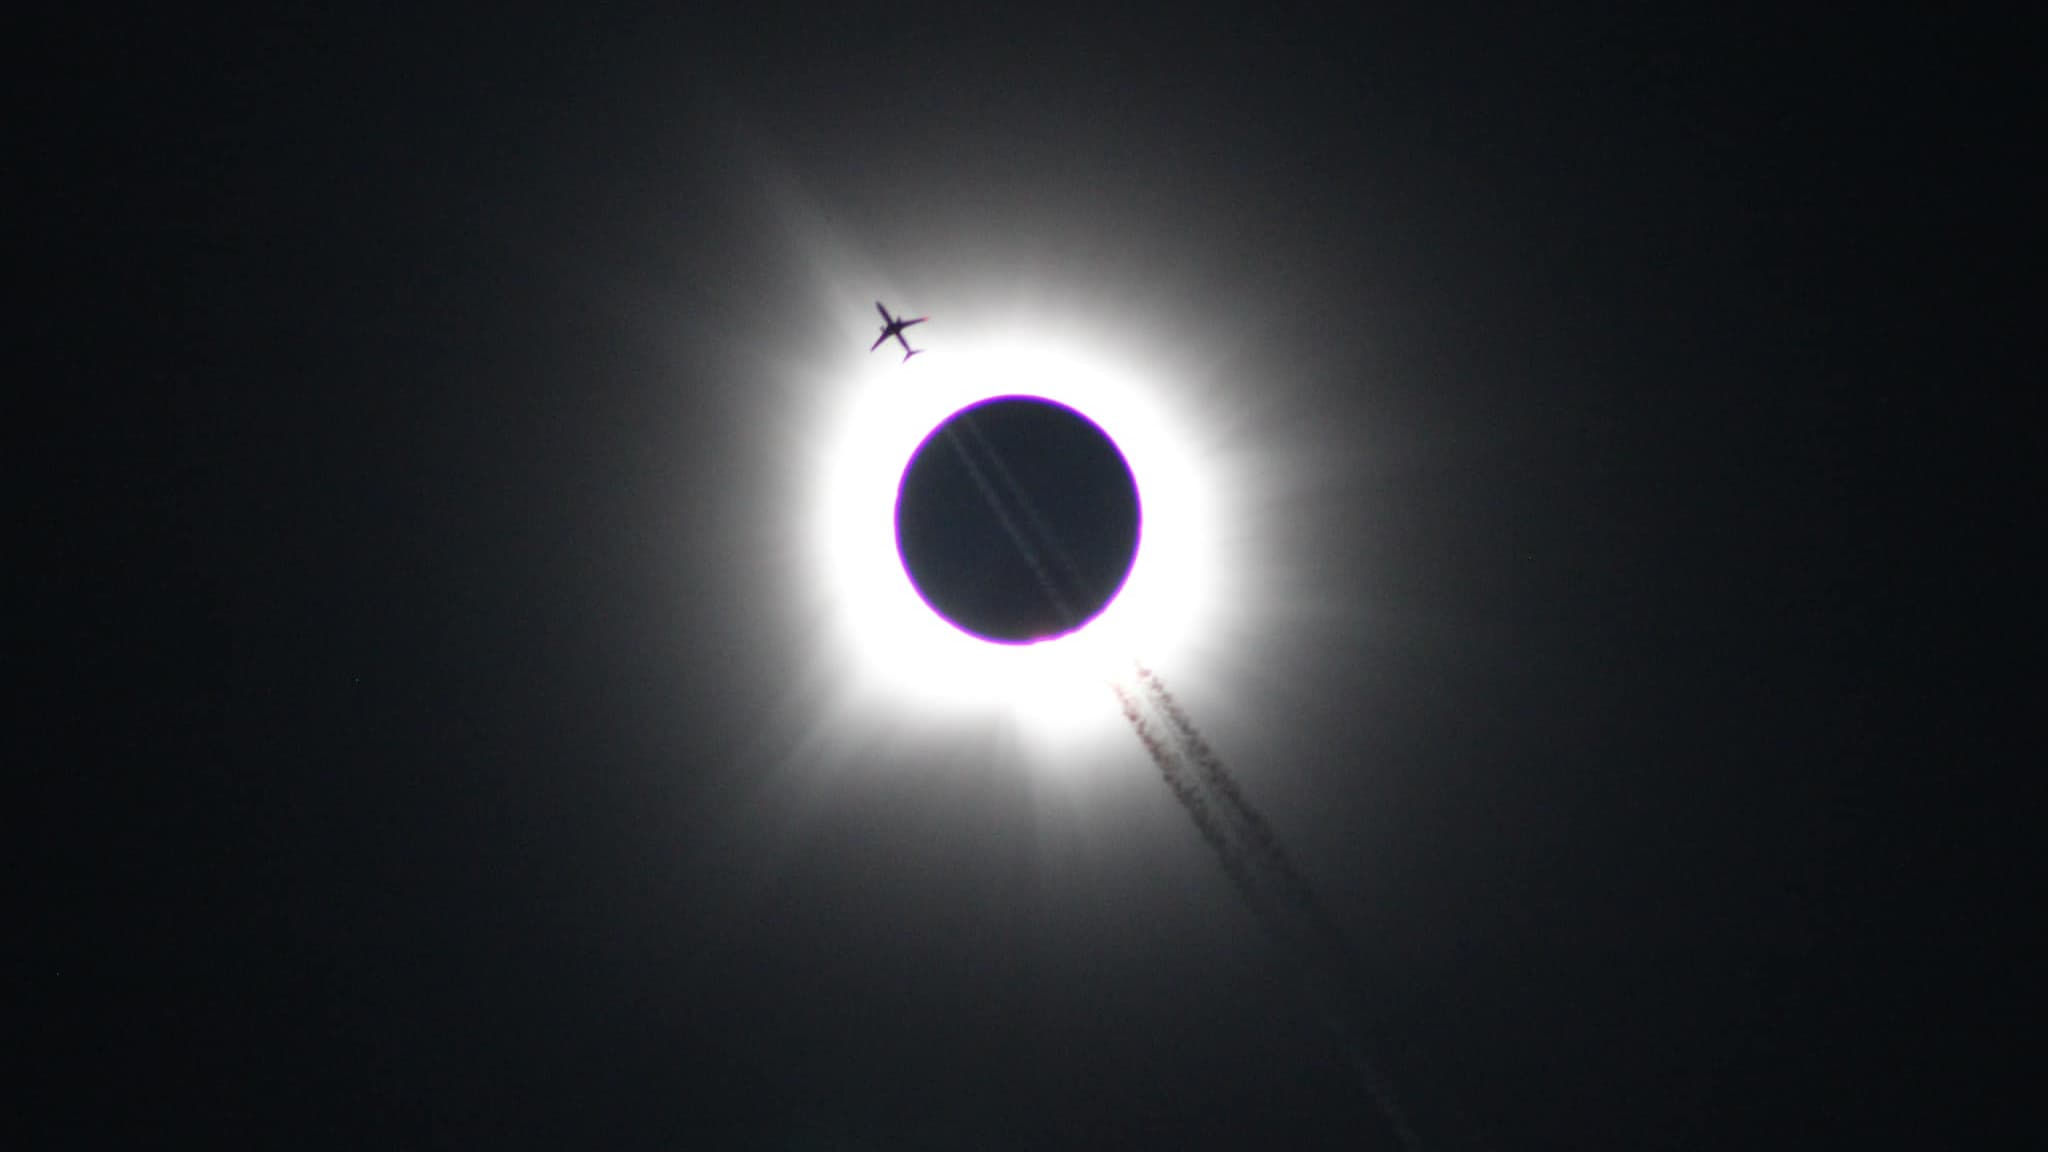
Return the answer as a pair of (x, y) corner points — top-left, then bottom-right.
(901, 316), (927, 329)
(870, 331), (889, 352)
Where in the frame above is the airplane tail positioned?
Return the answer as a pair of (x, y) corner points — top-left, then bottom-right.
(903, 348), (924, 362)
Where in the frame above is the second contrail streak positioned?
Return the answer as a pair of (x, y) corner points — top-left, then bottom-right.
(942, 421), (1429, 1148)
(1136, 663), (1362, 986)
(1112, 678), (1282, 941)
(1113, 664), (1424, 1152)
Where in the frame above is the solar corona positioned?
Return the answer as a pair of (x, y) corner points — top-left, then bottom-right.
(811, 329), (1226, 717)
(829, 304), (1420, 1147)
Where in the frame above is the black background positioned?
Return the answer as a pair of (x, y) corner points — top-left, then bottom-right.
(21, 5), (2028, 1148)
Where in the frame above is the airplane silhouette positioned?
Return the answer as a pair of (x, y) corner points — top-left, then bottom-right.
(870, 301), (927, 361)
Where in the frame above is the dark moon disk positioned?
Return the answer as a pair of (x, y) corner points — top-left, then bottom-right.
(895, 395), (1141, 644)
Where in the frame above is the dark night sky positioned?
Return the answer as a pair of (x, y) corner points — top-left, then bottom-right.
(22, 5), (2029, 1149)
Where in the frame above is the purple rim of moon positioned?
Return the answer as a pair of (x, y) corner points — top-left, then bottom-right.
(894, 393), (1145, 647)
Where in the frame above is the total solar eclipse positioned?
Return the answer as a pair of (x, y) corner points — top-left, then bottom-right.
(893, 395), (1141, 644)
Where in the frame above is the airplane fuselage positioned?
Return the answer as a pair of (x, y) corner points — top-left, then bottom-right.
(871, 301), (927, 361)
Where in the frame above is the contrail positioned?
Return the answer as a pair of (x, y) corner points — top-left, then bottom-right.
(953, 419), (1371, 995)
(958, 410), (1094, 606)
(1136, 663), (1363, 985)
(945, 411), (1431, 1149)
(1110, 678), (1283, 942)
(941, 425), (1079, 629)
(1325, 1014), (1427, 1152)
(1117, 664), (1425, 1152)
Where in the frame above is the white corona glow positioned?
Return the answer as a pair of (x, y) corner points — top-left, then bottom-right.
(809, 328), (1222, 727)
